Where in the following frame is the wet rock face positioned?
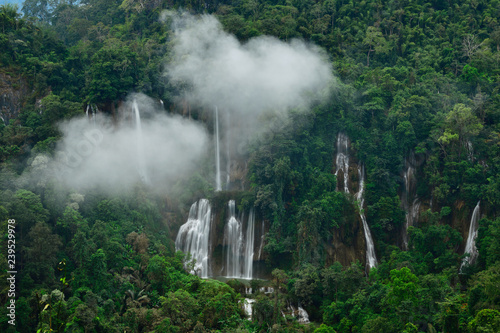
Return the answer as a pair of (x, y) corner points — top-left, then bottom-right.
(0, 72), (28, 125)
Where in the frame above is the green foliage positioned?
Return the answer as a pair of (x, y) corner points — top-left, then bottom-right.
(469, 309), (500, 333)
(1, 0), (500, 331)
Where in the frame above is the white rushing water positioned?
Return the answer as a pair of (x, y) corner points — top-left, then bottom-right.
(286, 303), (310, 324)
(335, 132), (350, 193)
(225, 200), (242, 278)
(243, 298), (255, 319)
(243, 208), (255, 279)
(226, 111), (231, 190)
(225, 201), (256, 279)
(175, 199), (212, 278)
(92, 104), (97, 127)
(298, 305), (310, 324)
(215, 106), (222, 191)
(258, 220), (265, 260)
(133, 99), (149, 183)
(356, 165), (378, 270)
(402, 154), (420, 250)
(460, 201), (481, 271)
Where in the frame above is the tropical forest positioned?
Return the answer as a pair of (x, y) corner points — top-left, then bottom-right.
(1, 0), (500, 332)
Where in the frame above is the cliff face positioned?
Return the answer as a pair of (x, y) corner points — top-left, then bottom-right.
(0, 72), (29, 125)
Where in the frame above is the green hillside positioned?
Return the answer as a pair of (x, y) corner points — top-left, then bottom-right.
(1, 0), (500, 332)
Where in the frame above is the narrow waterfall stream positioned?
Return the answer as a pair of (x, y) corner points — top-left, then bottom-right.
(334, 133), (377, 270)
(215, 106), (222, 191)
(460, 201), (481, 271)
(133, 99), (149, 183)
(334, 132), (350, 192)
(356, 165), (378, 270)
(402, 154), (420, 250)
(243, 208), (255, 279)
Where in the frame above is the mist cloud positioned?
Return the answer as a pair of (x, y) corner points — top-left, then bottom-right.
(165, 13), (334, 116)
(33, 94), (208, 194)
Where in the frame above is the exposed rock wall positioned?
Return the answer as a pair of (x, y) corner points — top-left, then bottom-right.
(0, 72), (29, 125)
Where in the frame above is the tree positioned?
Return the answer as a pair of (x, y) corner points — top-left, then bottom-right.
(384, 267), (419, 323)
(24, 222), (62, 284)
(363, 26), (389, 67)
(438, 104), (483, 157)
(469, 309), (500, 333)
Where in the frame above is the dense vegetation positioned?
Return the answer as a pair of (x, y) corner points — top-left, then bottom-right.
(1, 0), (500, 332)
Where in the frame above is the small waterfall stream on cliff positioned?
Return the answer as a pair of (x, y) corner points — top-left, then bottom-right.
(460, 201), (481, 271)
(356, 165), (378, 269)
(335, 133), (350, 192)
(258, 220), (265, 260)
(215, 106), (222, 191)
(133, 99), (149, 183)
(402, 154), (420, 250)
(175, 199), (212, 278)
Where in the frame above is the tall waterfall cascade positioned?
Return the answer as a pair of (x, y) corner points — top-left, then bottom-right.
(175, 199), (212, 278)
(460, 201), (481, 271)
(334, 133), (377, 270)
(133, 99), (149, 183)
(224, 200), (255, 279)
(402, 154), (421, 250)
(243, 209), (255, 278)
(215, 106), (222, 191)
(356, 165), (378, 269)
(226, 111), (231, 190)
(335, 133), (350, 192)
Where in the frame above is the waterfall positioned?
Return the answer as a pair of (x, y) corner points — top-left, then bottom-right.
(86, 104), (89, 119)
(215, 106), (222, 191)
(243, 298), (255, 319)
(226, 111), (231, 190)
(224, 200), (256, 279)
(175, 199), (212, 278)
(297, 305), (310, 324)
(91, 104), (97, 127)
(258, 220), (265, 260)
(243, 208), (255, 279)
(335, 132), (350, 193)
(460, 201), (481, 271)
(356, 165), (378, 270)
(133, 99), (149, 183)
(225, 200), (242, 277)
(466, 140), (474, 161)
(402, 154), (420, 250)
